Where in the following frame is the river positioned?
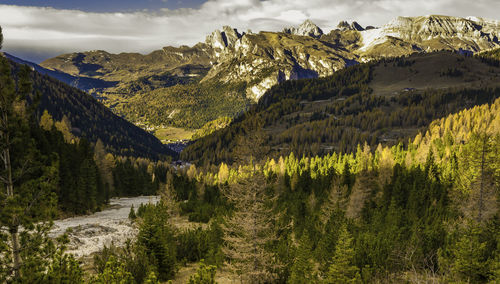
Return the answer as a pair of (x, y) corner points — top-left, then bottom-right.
(50, 196), (159, 258)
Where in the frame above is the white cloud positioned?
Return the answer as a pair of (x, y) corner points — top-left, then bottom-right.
(1, 0), (499, 62)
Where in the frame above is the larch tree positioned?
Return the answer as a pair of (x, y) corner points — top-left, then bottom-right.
(458, 132), (499, 222)
(222, 172), (278, 283)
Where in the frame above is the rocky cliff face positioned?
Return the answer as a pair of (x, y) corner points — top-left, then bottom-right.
(358, 15), (500, 56)
(203, 30), (356, 100)
(337, 21), (365, 31)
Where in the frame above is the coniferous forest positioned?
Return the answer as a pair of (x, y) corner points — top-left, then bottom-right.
(0, 22), (499, 284)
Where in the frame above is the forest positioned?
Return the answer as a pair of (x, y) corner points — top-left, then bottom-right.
(86, 93), (500, 283)
(0, 39), (174, 282)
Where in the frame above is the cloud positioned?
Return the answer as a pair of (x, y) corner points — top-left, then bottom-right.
(1, 0), (500, 62)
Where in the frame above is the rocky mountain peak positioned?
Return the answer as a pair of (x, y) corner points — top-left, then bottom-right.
(283, 19), (323, 38)
(350, 21), (365, 31)
(359, 15), (500, 56)
(205, 26), (243, 50)
(337, 20), (364, 31)
(337, 21), (350, 30)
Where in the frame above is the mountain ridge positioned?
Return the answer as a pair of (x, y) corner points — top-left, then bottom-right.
(38, 15), (500, 137)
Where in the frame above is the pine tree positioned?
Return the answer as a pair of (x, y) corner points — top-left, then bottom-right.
(143, 270), (159, 284)
(137, 203), (177, 281)
(91, 256), (134, 284)
(443, 224), (491, 282)
(324, 225), (360, 283)
(129, 204), (136, 220)
(43, 242), (84, 283)
(458, 132), (499, 222)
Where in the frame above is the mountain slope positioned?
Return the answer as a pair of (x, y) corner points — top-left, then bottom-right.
(181, 51), (500, 165)
(7, 57), (176, 159)
(38, 15), (500, 136)
(5, 52), (115, 91)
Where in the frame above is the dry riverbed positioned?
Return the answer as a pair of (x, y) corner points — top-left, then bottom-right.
(50, 196), (159, 258)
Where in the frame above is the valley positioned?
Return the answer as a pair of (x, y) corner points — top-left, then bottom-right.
(1, 8), (500, 284)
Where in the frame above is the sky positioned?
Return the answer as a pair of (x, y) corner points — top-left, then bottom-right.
(1, 0), (500, 63)
(0, 0), (205, 12)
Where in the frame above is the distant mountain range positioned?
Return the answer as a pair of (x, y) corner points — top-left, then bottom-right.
(35, 15), (500, 135)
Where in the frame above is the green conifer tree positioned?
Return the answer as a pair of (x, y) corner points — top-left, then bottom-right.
(289, 233), (316, 283)
(324, 225), (360, 283)
(0, 29), (82, 281)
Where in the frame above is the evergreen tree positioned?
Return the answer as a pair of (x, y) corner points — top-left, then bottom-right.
(0, 48), (58, 280)
(129, 204), (136, 220)
(458, 132), (499, 222)
(92, 256), (134, 284)
(43, 242), (84, 283)
(0, 32), (82, 282)
(137, 203), (177, 281)
(289, 233), (316, 283)
(324, 225), (360, 283)
(440, 224), (492, 283)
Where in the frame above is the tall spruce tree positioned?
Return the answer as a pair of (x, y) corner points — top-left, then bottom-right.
(458, 132), (499, 222)
(324, 224), (360, 283)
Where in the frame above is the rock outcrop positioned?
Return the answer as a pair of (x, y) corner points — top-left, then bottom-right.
(283, 19), (324, 38)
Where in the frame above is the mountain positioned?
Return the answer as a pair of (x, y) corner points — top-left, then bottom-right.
(357, 15), (500, 57)
(181, 51), (500, 165)
(283, 19), (324, 37)
(5, 55), (176, 159)
(5, 52), (115, 91)
(38, 15), (500, 136)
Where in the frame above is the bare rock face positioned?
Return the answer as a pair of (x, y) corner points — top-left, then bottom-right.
(204, 31), (356, 100)
(350, 21), (365, 31)
(283, 20), (324, 38)
(205, 26), (243, 51)
(337, 21), (364, 31)
(359, 15), (500, 56)
(337, 20), (351, 31)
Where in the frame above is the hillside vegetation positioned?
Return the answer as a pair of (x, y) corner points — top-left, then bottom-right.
(182, 51), (500, 165)
(8, 59), (176, 159)
(97, 94), (500, 283)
